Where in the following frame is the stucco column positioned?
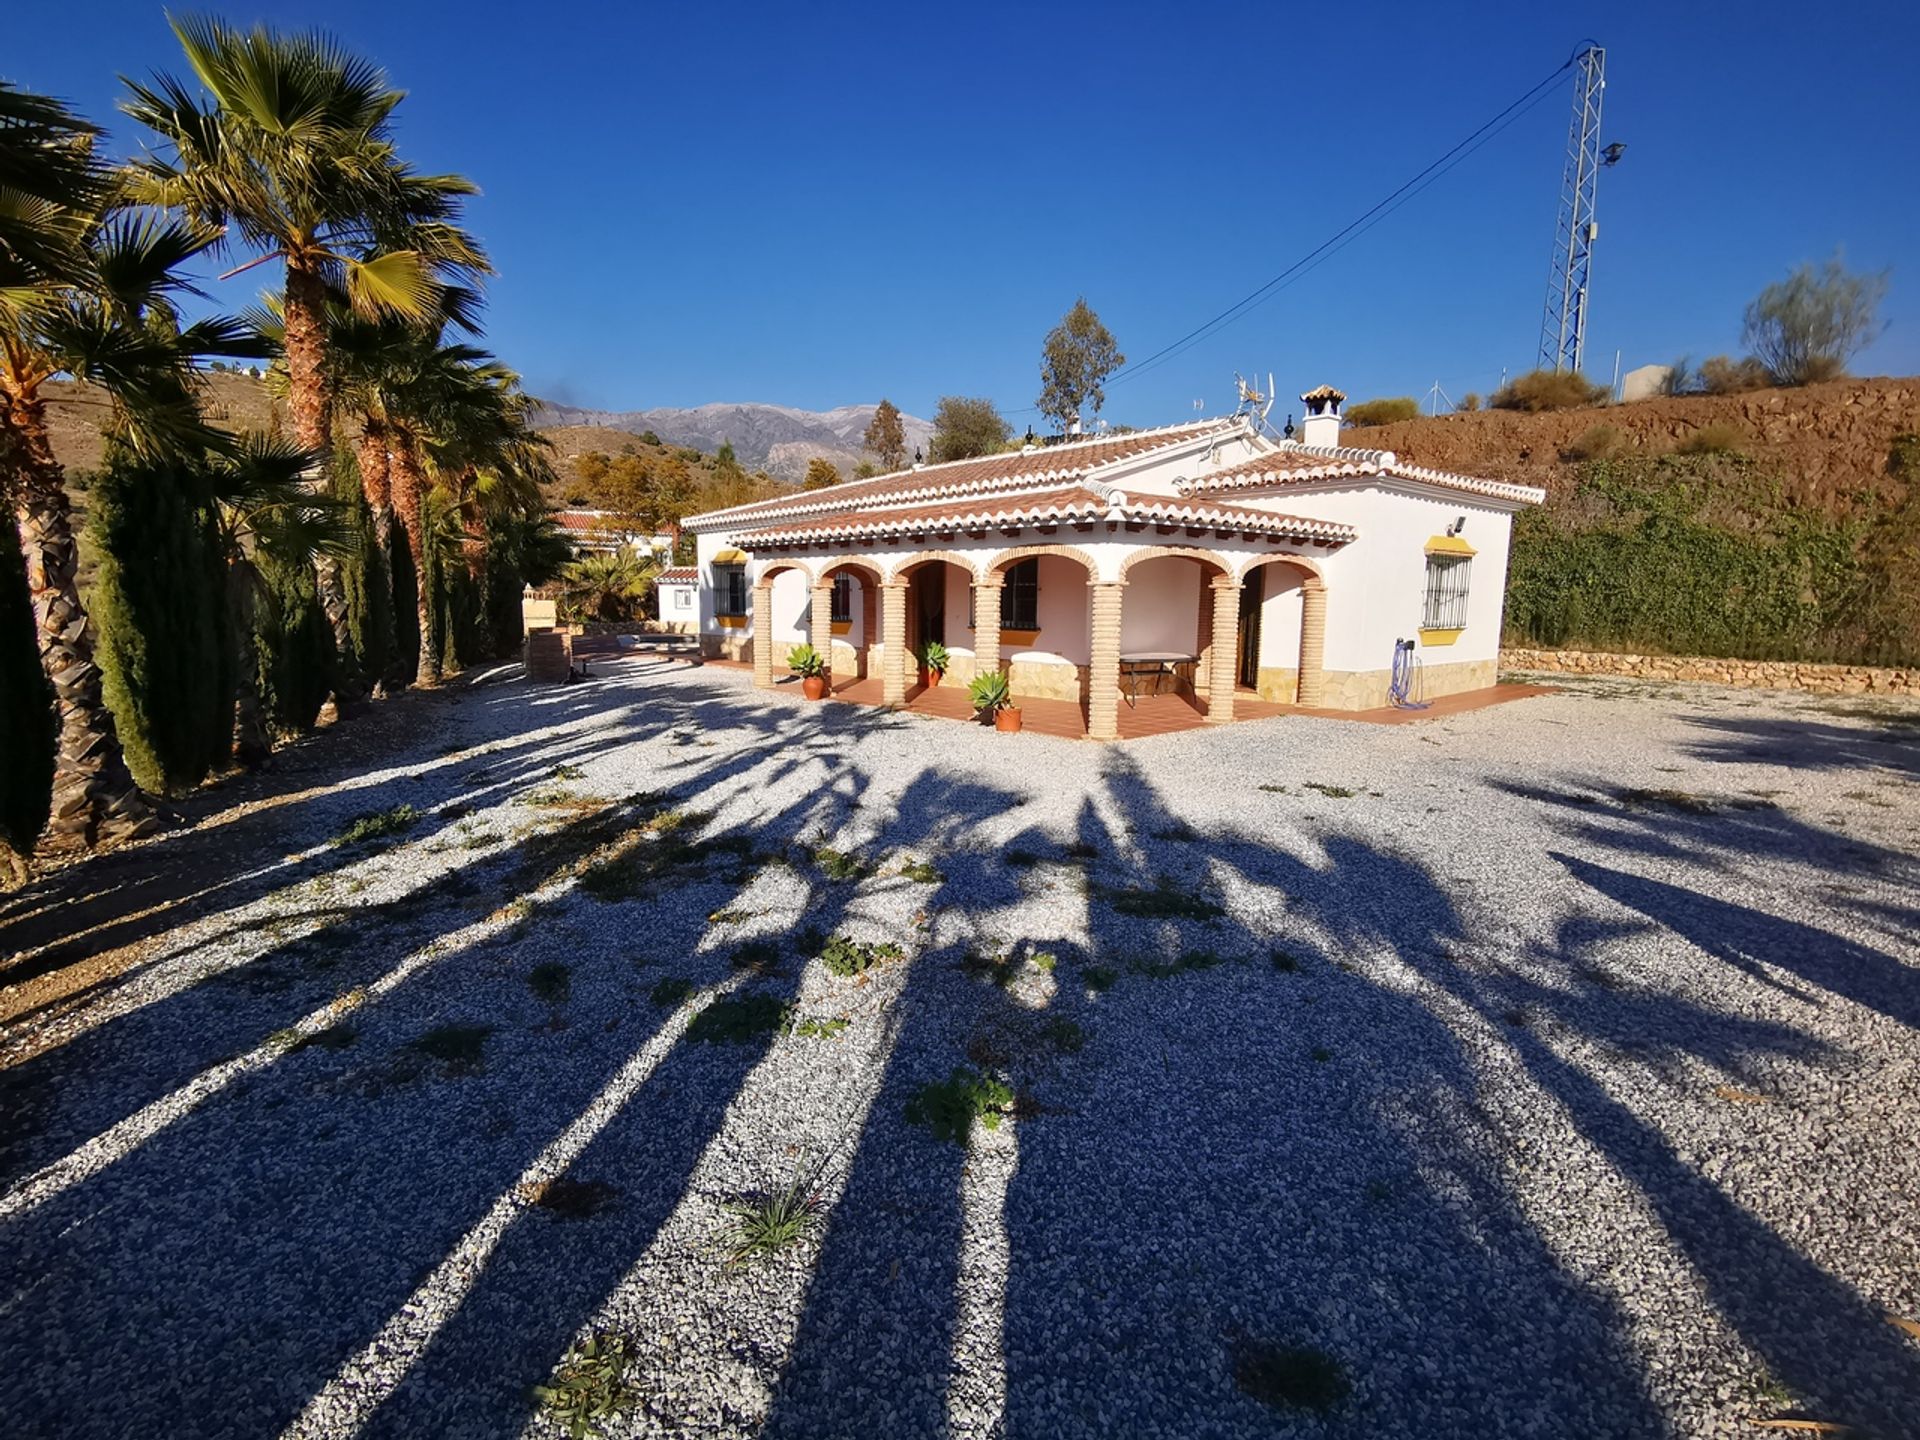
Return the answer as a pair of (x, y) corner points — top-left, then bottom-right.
(972, 579), (1003, 678)
(881, 581), (909, 706)
(1087, 581), (1124, 741)
(1206, 575), (1242, 723)
(810, 582), (833, 675)
(1298, 578), (1327, 707)
(752, 582), (775, 688)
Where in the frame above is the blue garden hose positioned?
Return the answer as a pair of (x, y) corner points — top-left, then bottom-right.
(1390, 639), (1430, 709)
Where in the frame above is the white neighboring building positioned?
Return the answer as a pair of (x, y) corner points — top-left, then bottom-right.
(653, 566), (699, 633)
(683, 385), (1544, 739)
(552, 510), (673, 556)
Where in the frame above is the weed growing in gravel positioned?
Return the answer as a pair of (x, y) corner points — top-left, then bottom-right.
(899, 858), (942, 883)
(787, 1015), (850, 1040)
(723, 1179), (822, 1266)
(529, 962), (571, 1005)
(1082, 965), (1119, 994)
(1104, 875), (1223, 922)
(809, 845), (874, 882)
(519, 1175), (618, 1219)
(707, 907), (752, 925)
(292, 1024), (357, 1052)
(1364, 1178), (1395, 1203)
(333, 803), (421, 846)
(1310, 1046), (1333, 1063)
(686, 995), (791, 1044)
(649, 977), (695, 1007)
(1303, 782), (1357, 800)
(1502, 1007), (1530, 1027)
(264, 1026), (303, 1051)
(518, 785), (600, 811)
(1234, 1340), (1349, 1412)
(1004, 847), (1043, 867)
(1041, 1018), (1086, 1054)
(729, 939), (781, 973)
(549, 762), (585, 781)
(1064, 840), (1100, 860)
(532, 1331), (639, 1438)
(413, 1024), (494, 1072)
(1132, 948), (1229, 980)
(818, 934), (904, 977)
(907, 1068), (1015, 1143)
(1258, 783), (1288, 793)
(1031, 951), (1058, 972)
(1270, 949), (1301, 973)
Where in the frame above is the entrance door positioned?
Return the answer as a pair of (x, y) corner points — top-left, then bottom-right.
(1236, 567), (1264, 688)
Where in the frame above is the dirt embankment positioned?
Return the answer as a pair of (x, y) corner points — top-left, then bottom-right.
(41, 371), (288, 475)
(1351, 376), (1920, 510)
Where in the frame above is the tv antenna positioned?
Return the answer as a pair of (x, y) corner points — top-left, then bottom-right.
(1538, 44), (1623, 375)
(1231, 372), (1276, 427)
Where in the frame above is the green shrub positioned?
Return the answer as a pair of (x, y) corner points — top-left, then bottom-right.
(89, 454), (233, 795)
(254, 545), (333, 732)
(722, 1179), (821, 1265)
(532, 1332), (639, 1437)
(332, 453), (393, 689)
(1673, 424), (1746, 456)
(1489, 369), (1610, 412)
(333, 803), (420, 845)
(385, 518), (419, 691)
(1562, 425), (1624, 462)
(786, 642), (825, 678)
(0, 519), (53, 862)
(818, 933), (904, 977)
(1343, 396), (1419, 427)
(967, 669), (1014, 714)
(1456, 393), (1481, 412)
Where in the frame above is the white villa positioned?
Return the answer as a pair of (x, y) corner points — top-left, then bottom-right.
(684, 386), (1544, 740)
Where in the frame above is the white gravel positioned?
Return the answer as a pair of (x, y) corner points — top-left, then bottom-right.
(2, 655), (1917, 1439)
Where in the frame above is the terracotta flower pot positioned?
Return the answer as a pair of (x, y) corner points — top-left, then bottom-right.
(994, 707), (1023, 733)
(921, 669), (942, 688)
(802, 674), (827, 700)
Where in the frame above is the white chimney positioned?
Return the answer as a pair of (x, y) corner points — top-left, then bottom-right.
(1298, 384), (1346, 448)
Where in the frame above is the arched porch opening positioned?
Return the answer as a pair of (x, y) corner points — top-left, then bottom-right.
(1234, 555), (1328, 707)
(750, 558), (815, 689)
(813, 558), (884, 685)
(981, 543), (1113, 737)
(881, 552), (980, 704)
(1116, 546), (1234, 722)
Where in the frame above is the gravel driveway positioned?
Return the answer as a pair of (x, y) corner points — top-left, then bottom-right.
(2, 657), (1917, 1439)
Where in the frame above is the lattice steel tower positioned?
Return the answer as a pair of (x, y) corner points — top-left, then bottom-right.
(1538, 46), (1607, 374)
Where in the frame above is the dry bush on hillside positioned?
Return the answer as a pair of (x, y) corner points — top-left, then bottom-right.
(1345, 397), (1420, 427)
(1698, 355), (1772, 396)
(1562, 425), (1625, 462)
(1674, 423), (1747, 456)
(1490, 370), (1611, 412)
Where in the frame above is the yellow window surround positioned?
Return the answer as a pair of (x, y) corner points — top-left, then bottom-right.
(715, 614), (747, 629)
(1424, 534), (1476, 557)
(830, 620), (852, 635)
(1001, 628), (1041, 646)
(1417, 627), (1464, 646)
(712, 548), (748, 564)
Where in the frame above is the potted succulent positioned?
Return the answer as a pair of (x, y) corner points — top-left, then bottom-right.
(918, 640), (949, 688)
(787, 643), (828, 700)
(968, 670), (1022, 732)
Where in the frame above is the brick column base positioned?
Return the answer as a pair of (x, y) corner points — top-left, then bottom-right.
(1298, 579), (1327, 707)
(1206, 576), (1241, 722)
(881, 582), (909, 706)
(973, 580), (1003, 679)
(752, 583), (774, 688)
(810, 583), (833, 675)
(1087, 581), (1124, 740)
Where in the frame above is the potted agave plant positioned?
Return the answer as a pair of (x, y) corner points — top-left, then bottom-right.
(918, 640), (950, 689)
(969, 670), (1022, 733)
(788, 643), (828, 700)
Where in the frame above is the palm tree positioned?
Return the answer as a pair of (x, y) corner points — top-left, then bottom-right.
(201, 434), (352, 765)
(1, 83), (265, 852)
(122, 16), (489, 676)
(560, 548), (658, 623)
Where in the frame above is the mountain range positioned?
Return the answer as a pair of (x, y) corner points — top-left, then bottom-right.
(530, 400), (936, 483)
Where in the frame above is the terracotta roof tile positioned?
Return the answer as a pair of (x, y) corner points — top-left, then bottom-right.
(1177, 442), (1546, 505)
(656, 567), (698, 583)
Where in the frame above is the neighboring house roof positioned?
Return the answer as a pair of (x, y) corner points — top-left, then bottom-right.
(553, 509), (626, 533)
(1176, 441), (1547, 506)
(655, 567), (698, 583)
(685, 419), (1235, 534)
(736, 483), (1355, 548)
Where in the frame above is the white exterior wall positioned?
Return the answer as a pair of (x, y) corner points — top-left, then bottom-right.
(1255, 569), (1306, 670)
(1121, 556), (1205, 654)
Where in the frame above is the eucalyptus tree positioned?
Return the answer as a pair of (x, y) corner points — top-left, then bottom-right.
(1, 82), (265, 852)
(122, 15), (489, 669)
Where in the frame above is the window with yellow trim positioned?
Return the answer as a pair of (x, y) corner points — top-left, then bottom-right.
(1421, 554), (1471, 631)
(714, 564), (748, 618)
(830, 572), (852, 624)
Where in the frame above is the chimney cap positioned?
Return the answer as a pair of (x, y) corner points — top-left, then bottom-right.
(1300, 384), (1346, 414)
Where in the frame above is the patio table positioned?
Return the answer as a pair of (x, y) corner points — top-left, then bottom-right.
(1118, 651), (1198, 706)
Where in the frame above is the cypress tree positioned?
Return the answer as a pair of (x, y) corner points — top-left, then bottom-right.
(254, 545), (332, 731)
(386, 515), (419, 691)
(332, 451), (395, 690)
(1, 518), (55, 867)
(89, 455), (232, 795)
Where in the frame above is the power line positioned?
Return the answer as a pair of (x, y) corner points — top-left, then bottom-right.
(1004, 47), (1583, 416)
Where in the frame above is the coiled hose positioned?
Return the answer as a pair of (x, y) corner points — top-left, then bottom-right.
(1389, 639), (1430, 709)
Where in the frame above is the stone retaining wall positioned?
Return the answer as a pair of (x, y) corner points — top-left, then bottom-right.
(1502, 647), (1915, 695)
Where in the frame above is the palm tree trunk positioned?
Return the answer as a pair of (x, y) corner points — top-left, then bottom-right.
(282, 259), (358, 699)
(356, 419), (397, 583)
(227, 556), (270, 768)
(390, 431), (437, 685)
(459, 467), (487, 583)
(2, 389), (152, 853)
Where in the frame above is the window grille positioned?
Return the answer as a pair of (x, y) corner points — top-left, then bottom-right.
(830, 572), (852, 623)
(1000, 558), (1039, 630)
(715, 564), (748, 618)
(1422, 555), (1471, 630)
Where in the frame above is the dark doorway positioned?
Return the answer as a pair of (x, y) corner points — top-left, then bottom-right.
(1236, 567), (1264, 688)
(910, 564), (946, 651)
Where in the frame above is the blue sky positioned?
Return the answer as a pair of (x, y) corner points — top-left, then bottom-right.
(12, 0), (1919, 425)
